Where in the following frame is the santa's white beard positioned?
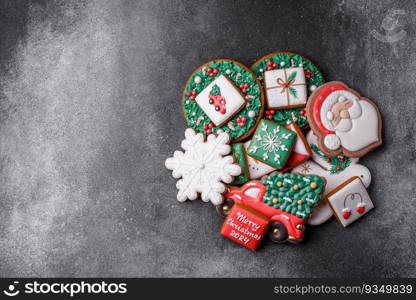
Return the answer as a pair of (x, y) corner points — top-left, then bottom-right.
(334, 118), (352, 132)
(335, 101), (379, 151)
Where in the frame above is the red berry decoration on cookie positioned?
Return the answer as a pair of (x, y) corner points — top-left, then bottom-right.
(183, 59), (264, 142)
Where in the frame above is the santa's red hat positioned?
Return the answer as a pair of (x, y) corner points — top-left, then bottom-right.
(311, 83), (357, 150)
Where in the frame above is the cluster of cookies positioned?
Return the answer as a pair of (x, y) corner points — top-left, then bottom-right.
(165, 52), (382, 251)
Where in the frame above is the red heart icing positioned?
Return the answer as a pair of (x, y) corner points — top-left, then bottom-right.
(342, 211), (351, 219)
(356, 206), (365, 214)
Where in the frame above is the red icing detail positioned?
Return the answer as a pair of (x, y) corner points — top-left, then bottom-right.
(208, 123), (214, 129)
(213, 68), (219, 74)
(267, 66), (273, 71)
(267, 60), (273, 66)
(312, 83), (348, 135)
(221, 204), (269, 251)
(207, 67), (213, 73)
(280, 124), (312, 172)
(356, 206), (365, 214)
(206, 129), (212, 134)
(209, 73), (214, 77)
(208, 95), (226, 114)
(272, 63), (277, 68)
(336, 166), (341, 171)
(270, 110), (275, 115)
(202, 124), (208, 130)
(267, 115), (273, 120)
(342, 211), (351, 219)
(224, 181), (307, 244)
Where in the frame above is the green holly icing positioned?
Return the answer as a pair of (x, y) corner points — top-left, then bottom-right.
(231, 143), (249, 185)
(310, 144), (351, 174)
(247, 120), (295, 169)
(261, 172), (325, 219)
(183, 60), (262, 141)
(251, 52), (324, 128)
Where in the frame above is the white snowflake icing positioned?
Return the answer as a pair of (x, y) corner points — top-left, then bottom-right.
(250, 131), (289, 164)
(165, 128), (241, 205)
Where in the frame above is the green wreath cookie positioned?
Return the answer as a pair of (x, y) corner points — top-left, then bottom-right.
(182, 59), (264, 142)
(251, 52), (324, 129)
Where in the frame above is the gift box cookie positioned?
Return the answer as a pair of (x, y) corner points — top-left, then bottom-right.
(326, 176), (374, 227)
(246, 119), (296, 169)
(264, 67), (307, 109)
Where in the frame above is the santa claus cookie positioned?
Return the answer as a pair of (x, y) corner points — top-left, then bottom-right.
(306, 81), (382, 157)
(251, 52), (324, 129)
(183, 59), (264, 142)
(165, 128), (241, 205)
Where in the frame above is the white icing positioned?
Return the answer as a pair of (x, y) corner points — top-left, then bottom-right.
(324, 134), (341, 150)
(326, 177), (374, 227)
(310, 85), (316, 91)
(264, 67), (307, 108)
(244, 141), (276, 179)
(248, 110), (256, 118)
(194, 76), (202, 84)
(326, 111), (334, 121)
(335, 101), (379, 151)
(225, 69), (231, 74)
(165, 128), (241, 205)
(320, 90), (359, 131)
(287, 123), (309, 156)
(280, 61), (285, 66)
(195, 74), (246, 126)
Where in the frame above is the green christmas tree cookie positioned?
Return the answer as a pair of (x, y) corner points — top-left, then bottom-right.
(261, 172), (326, 219)
(247, 120), (296, 169)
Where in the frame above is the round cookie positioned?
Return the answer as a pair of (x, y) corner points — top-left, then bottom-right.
(251, 52), (324, 129)
(182, 59), (264, 142)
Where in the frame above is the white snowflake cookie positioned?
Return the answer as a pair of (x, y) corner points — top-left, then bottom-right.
(165, 128), (241, 205)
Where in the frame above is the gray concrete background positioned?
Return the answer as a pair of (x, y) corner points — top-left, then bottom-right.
(0, 0), (415, 277)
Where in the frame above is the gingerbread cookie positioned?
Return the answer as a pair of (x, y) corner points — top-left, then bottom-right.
(183, 59), (264, 142)
(306, 81), (382, 157)
(281, 123), (312, 172)
(244, 140), (277, 179)
(219, 173), (326, 248)
(246, 119), (296, 169)
(326, 176), (374, 227)
(165, 128), (241, 205)
(292, 131), (372, 226)
(251, 52), (324, 128)
(230, 143), (249, 185)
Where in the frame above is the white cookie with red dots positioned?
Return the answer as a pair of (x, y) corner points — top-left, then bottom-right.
(326, 176), (374, 227)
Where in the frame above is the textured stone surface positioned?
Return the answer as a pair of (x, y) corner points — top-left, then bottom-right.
(0, 0), (415, 277)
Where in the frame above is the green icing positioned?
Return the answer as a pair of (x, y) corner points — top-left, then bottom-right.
(251, 52), (325, 128)
(247, 120), (295, 169)
(310, 143), (351, 174)
(261, 172), (325, 219)
(183, 60), (262, 140)
(231, 143), (249, 185)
